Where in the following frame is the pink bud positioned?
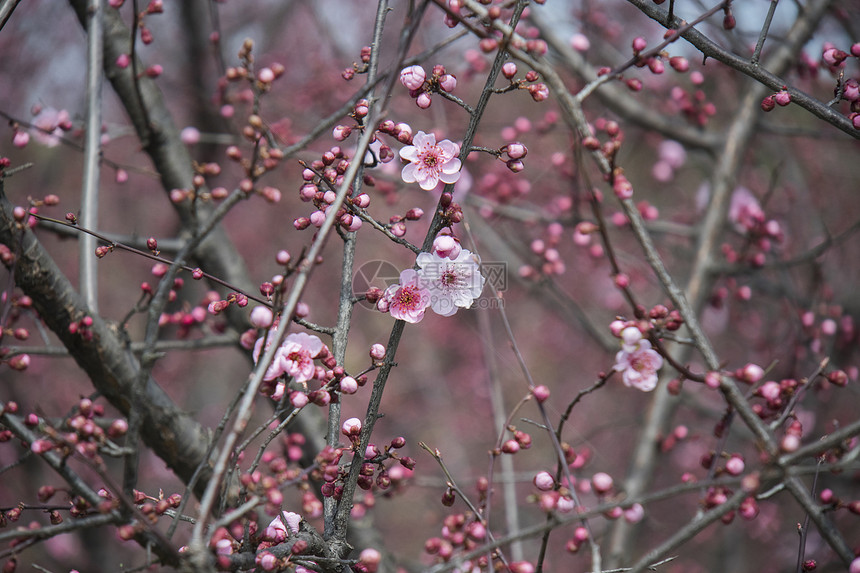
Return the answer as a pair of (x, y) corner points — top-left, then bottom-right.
(12, 131), (29, 148)
(340, 376), (358, 394)
(725, 455), (745, 476)
(502, 62), (518, 79)
(180, 127), (200, 145)
(591, 472), (613, 494)
(439, 74), (457, 92)
(9, 354), (30, 371)
(632, 37), (647, 53)
(257, 67), (275, 83)
(570, 33), (590, 52)
(613, 174), (633, 199)
(416, 93), (432, 109)
(822, 48), (848, 67)
(369, 343), (386, 360)
(250, 306), (274, 328)
(528, 83), (549, 102)
(342, 417), (362, 437)
(532, 385), (550, 402)
(623, 503), (644, 523)
(533, 471), (555, 491)
(31, 439), (53, 454)
(774, 90), (791, 106)
(116, 53), (130, 68)
(501, 439), (520, 454)
(506, 142), (528, 159)
(399, 65), (426, 90)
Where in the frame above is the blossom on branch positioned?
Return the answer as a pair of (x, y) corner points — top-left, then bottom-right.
(279, 333), (324, 383)
(416, 249), (485, 317)
(613, 326), (663, 391)
(252, 330), (323, 383)
(399, 131), (461, 191)
(380, 269), (431, 323)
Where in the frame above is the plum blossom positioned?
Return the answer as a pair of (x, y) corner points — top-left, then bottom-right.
(416, 249), (485, 316)
(279, 333), (324, 383)
(267, 511), (301, 540)
(381, 269), (431, 323)
(399, 131), (461, 191)
(252, 330), (323, 383)
(613, 326), (663, 391)
(32, 107), (71, 147)
(253, 328), (289, 381)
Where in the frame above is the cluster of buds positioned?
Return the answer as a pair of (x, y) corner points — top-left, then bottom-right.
(0, 293), (33, 370)
(801, 308), (856, 356)
(476, 164), (531, 204)
(206, 291), (249, 316)
(582, 117), (626, 170)
(341, 45), (373, 81)
(424, 512), (490, 566)
(518, 221), (566, 279)
(760, 89), (792, 111)
(499, 141), (528, 173)
(399, 64), (458, 109)
(67, 315), (94, 341)
(293, 145), (367, 233)
(25, 398), (129, 469)
(669, 78), (717, 127)
(240, 459), (303, 515)
(108, 1), (164, 77)
(498, 427), (532, 456)
(630, 36), (668, 75)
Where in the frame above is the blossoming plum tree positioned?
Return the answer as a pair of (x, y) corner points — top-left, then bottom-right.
(0, 0), (860, 572)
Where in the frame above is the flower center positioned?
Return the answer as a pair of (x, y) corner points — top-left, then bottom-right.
(441, 269), (458, 287)
(397, 285), (420, 308)
(422, 152), (438, 168)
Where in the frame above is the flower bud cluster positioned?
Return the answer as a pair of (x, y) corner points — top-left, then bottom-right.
(341, 45), (374, 81)
(293, 144), (367, 233)
(399, 64), (458, 109)
(669, 81), (717, 127)
(424, 512), (491, 567)
(20, 398), (129, 470)
(518, 222), (566, 279)
(800, 307), (857, 357)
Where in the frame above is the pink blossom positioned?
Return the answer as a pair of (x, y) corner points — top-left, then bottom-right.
(728, 187), (764, 232)
(279, 333), (324, 383)
(253, 328), (289, 381)
(399, 131), (461, 191)
(382, 269), (431, 323)
(267, 511), (301, 538)
(416, 249), (485, 316)
(32, 108), (70, 147)
(399, 65), (426, 90)
(613, 327), (663, 391)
